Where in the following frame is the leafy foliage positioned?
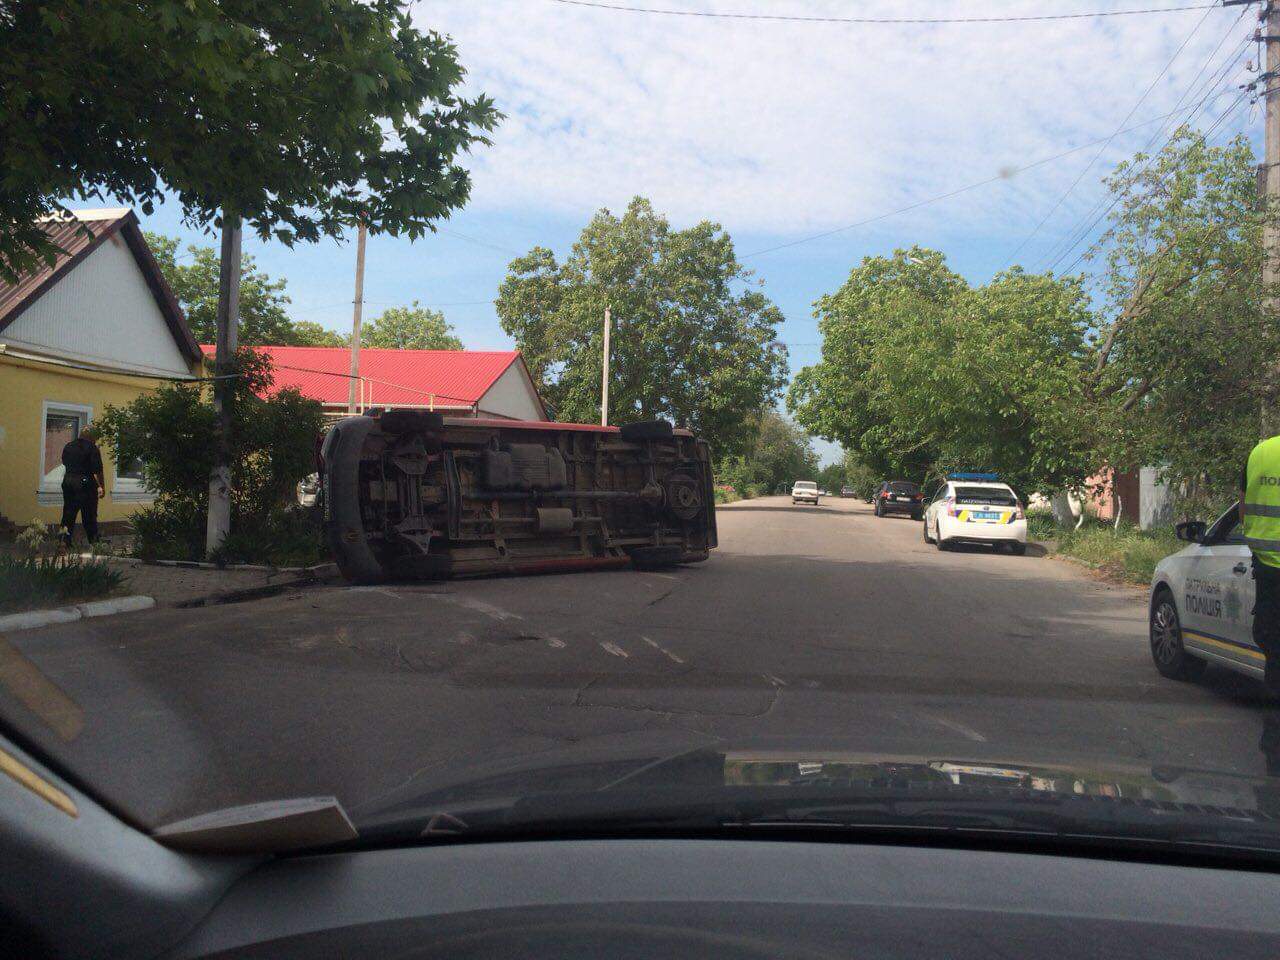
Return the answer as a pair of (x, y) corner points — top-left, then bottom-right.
(147, 232), (296, 345)
(496, 197), (789, 459)
(290, 321), (350, 348)
(96, 349), (326, 562)
(717, 410), (819, 498)
(363, 301), (463, 350)
(0, 555), (122, 614)
(1085, 129), (1279, 506)
(1, 0), (498, 282)
(789, 249), (1095, 495)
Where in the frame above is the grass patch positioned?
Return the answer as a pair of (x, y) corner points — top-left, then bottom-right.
(0, 555), (124, 614)
(1029, 514), (1180, 584)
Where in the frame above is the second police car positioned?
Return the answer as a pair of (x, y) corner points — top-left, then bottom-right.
(922, 473), (1028, 555)
(1148, 502), (1261, 683)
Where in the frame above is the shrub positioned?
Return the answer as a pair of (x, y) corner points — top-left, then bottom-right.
(0, 555), (123, 614)
(211, 506), (326, 567)
(97, 348), (326, 564)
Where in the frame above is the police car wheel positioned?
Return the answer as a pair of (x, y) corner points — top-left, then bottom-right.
(1149, 590), (1206, 682)
(1008, 542), (1026, 556)
(922, 519), (934, 544)
(934, 521), (949, 551)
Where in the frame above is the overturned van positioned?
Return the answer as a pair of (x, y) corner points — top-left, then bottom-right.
(320, 412), (717, 582)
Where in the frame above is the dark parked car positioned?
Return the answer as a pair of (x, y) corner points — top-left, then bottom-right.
(873, 480), (923, 520)
(840, 485), (856, 498)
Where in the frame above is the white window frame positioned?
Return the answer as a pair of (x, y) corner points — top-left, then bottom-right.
(111, 454), (152, 503)
(37, 401), (93, 505)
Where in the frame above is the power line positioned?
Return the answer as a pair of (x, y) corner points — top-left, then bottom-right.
(1033, 12), (1253, 271)
(1049, 72), (1253, 276)
(740, 108), (1184, 259)
(545, 0), (1218, 25)
(1056, 86), (1252, 276)
(1003, 4), (1217, 267)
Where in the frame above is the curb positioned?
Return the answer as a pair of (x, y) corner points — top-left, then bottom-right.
(87, 555), (335, 577)
(173, 568), (336, 608)
(0, 595), (156, 634)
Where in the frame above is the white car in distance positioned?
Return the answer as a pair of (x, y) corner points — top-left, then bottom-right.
(792, 481), (820, 505)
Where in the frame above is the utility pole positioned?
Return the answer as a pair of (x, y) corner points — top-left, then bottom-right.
(346, 221), (368, 415)
(1264, 0), (1280, 434)
(205, 213), (242, 557)
(600, 304), (611, 426)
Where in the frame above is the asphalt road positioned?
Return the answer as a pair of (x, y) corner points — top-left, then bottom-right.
(2, 496), (1276, 828)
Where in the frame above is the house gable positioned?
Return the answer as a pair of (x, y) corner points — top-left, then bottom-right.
(477, 357), (549, 421)
(0, 222), (195, 378)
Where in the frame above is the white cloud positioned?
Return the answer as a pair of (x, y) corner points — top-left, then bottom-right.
(417, 0), (1257, 245)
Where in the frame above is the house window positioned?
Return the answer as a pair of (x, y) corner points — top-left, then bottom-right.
(112, 436), (151, 503)
(39, 402), (93, 504)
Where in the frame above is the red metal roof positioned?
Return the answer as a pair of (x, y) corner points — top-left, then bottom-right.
(201, 345), (525, 409)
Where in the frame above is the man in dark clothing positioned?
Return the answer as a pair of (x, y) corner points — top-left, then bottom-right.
(61, 426), (105, 546)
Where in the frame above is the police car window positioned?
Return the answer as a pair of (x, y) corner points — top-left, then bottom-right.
(954, 486), (1017, 506)
(1208, 503), (1244, 544)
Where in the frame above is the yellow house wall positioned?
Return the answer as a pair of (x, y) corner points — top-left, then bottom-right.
(0, 354), (190, 526)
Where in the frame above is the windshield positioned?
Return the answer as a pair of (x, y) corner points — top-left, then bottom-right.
(954, 486), (1018, 506)
(3, 0), (1279, 867)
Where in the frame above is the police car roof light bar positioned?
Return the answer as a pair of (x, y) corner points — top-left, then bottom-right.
(948, 472), (1000, 482)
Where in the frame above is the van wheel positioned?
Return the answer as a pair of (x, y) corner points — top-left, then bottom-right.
(1150, 590), (1205, 681)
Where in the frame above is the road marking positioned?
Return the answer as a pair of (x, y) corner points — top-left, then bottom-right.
(922, 713), (987, 743)
(640, 635), (684, 664)
(599, 641), (630, 658)
(646, 573), (680, 582)
(346, 586), (402, 600)
(763, 673), (787, 687)
(449, 596), (523, 621)
(0, 638), (83, 742)
(547, 637), (566, 649)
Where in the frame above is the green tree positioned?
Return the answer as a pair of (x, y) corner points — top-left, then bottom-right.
(718, 410), (819, 497)
(789, 249), (1096, 496)
(363, 301), (463, 350)
(1, 0), (498, 281)
(290, 321), (350, 348)
(788, 247), (966, 482)
(146, 233), (297, 345)
(496, 197), (789, 459)
(1082, 128), (1279, 510)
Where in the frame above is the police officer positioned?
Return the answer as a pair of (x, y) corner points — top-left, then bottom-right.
(1242, 434), (1280, 690)
(61, 425), (105, 547)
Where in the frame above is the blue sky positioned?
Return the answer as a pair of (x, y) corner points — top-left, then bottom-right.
(119, 0), (1263, 464)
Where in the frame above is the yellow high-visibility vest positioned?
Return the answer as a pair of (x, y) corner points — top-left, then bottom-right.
(1244, 434), (1280, 569)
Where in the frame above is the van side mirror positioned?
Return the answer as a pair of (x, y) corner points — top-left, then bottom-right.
(1175, 520), (1207, 544)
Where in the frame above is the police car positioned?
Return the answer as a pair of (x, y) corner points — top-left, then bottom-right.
(1148, 502), (1260, 682)
(922, 473), (1028, 555)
